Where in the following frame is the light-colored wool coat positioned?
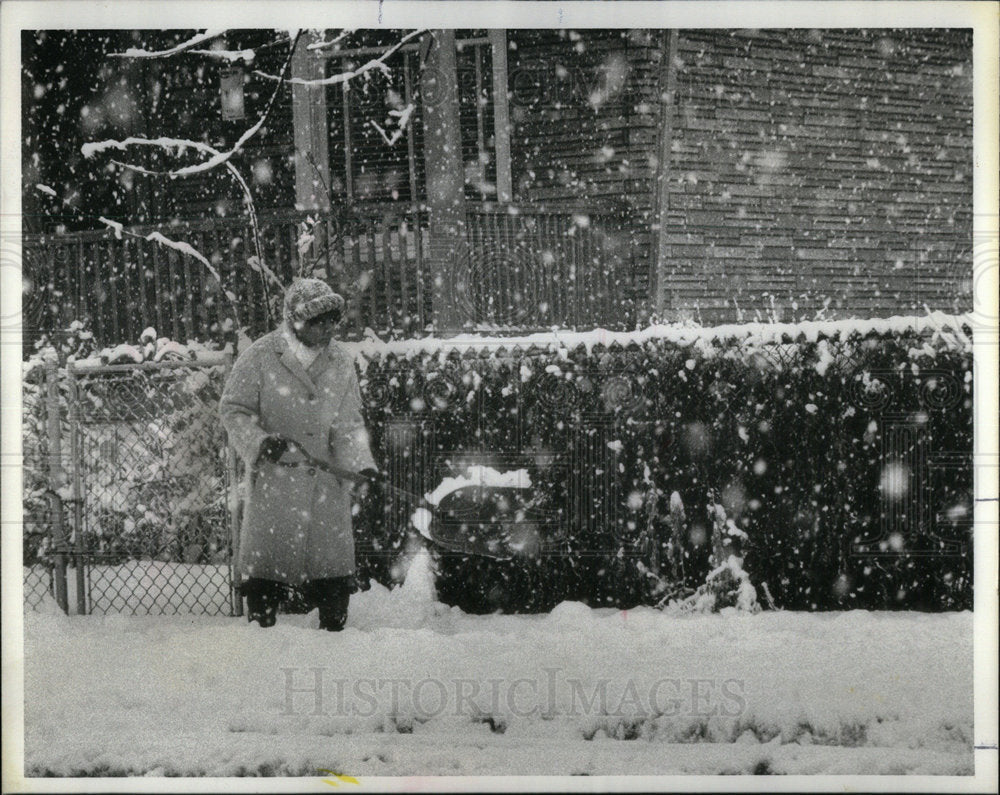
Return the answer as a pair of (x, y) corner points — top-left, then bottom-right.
(220, 330), (376, 585)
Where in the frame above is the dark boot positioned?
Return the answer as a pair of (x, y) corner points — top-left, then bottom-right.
(241, 578), (284, 628)
(302, 577), (353, 631)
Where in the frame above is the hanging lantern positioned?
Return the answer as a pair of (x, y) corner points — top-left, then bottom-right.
(220, 66), (245, 121)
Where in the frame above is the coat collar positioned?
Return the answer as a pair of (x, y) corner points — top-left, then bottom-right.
(273, 331), (318, 396)
(271, 330), (348, 400)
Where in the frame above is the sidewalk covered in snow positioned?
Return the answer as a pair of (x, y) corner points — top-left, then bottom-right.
(23, 553), (973, 777)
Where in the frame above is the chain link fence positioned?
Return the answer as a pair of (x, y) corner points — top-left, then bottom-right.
(23, 321), (973, 615)
(23, 354), (239, 616)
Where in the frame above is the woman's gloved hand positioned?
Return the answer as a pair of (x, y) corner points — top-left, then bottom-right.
(353, 468), (382, 500)
(358, 467), (383, 483)
(257, 435), (290, 465)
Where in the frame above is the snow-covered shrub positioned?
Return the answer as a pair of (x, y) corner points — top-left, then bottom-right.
(354, 316), (973, 612)
(670, 500), (760, 614)
(22, 329), (231, 567)
(22, 364), (54, 566)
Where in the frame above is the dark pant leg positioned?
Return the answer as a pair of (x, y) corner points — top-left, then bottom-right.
(241, 577), (284, 627)
(302, 577), (353, 631)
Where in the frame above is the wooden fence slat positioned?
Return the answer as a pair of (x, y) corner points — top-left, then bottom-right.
(494, 211), (506, 327)
(64, 242), (79, 327)
(166, 246), (181, 342)
(571, 217), (581, 330)
(524, 216), (539, 326)
(349, 220), (364, 332)
(581, 219), (592, 327)
(109, 237), (125, 341)
(125, 236), (139, 339)
(181, 242), (195, 341)
(396, 222), (410, 331)
(93, 240), (110, 337)
(550, 213), (561, 325)
(487, 210), (498, 326)
(134, 236), (151, 334)
(415, 210), (426, 331)
(574, 216), (584, 328)
(79, 238), (94, 335)
(126, 236), (139, 339)
(195, 228), (211, 338)
(26, 207), (629, 345)
(45, 240), (61, 334)
(366, 218), (380, 333)
(238, 226), (258, 336)
(381, 218), (395, 332)
(289, 218), (301, 280)
(560, 213), (570, 325)
(214, 220), (235, 335)
(148, 236), (165, 339)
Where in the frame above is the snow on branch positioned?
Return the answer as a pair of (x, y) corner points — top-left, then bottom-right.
(370, 103), (415, 146)
(34, 183), (243, 317)
(84, 32), (299, 183)
(144, 231), (223, 284)
(307, 29), (355, 51)
(110, 29), (227, 59)
(106, 156), (282, 290)
(187, 48), (256, 64)
(98, 217), (124, 240)
(254, 28), (427, 87)
(82, 136), (218, 161)
(84, 133), (247, 178)
(93, 216), (224, 293)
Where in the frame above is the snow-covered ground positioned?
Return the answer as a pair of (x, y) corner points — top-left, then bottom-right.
(21, 552), (974, 778)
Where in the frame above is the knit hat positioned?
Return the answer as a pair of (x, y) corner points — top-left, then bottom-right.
(283, 279), (345, 325)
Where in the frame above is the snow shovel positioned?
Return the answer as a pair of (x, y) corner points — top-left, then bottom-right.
(278, 444), (537, 561)
(268, 443), (489, 558)
(364, 462), (540, 562)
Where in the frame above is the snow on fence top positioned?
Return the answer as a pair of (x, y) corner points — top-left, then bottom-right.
(25, 331), (229, 376)
(347, 312), (974, 363)
(27, 312), (973, 374)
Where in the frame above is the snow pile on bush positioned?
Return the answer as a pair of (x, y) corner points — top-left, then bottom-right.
(347, 311), (973, 363)
(353, 313), (973, 612)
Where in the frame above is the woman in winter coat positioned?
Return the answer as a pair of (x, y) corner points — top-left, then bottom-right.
(220, 279), (377, 630)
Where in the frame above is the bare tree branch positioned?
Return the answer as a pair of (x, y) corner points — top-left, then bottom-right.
(187, 48), (256, 64)
(307, 30), (355, 51)
(253, 29), (427, 87)
(83, 31), (304, 329)
(109, 157), (282, 291)
(110, 29), (227, 59)
(36, 184), (243, 328)
(84, 31), (301, 178)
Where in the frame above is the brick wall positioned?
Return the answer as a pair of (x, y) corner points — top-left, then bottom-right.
(660, 28), (972, 322)
(507, 29), (973, 323)
(507, 30), (653, 304)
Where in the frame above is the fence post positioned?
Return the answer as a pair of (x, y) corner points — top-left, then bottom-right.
(68, 366), (88, 615)
(44, 361), (69, 614)
(223, 354), (244, 617)
(228, 446), (243, 617)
